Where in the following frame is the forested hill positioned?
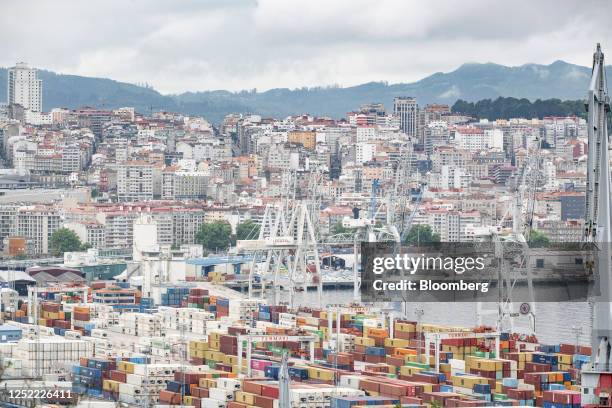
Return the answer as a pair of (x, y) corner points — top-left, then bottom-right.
(451, 97), (587, 120)
(0, 60), (609, 123)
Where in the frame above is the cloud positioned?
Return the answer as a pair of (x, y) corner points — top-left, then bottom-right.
(0, 0), (610, 93)
(439, 86), (461, 99)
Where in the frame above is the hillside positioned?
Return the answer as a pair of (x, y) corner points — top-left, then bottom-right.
(0, 61), (609, 123)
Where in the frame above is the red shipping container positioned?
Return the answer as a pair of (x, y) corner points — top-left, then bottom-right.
(400, 396), (423, 405)
(73, 312), (90, 321)
(253, 395), (275, 408)
(174, 371), (208, 384)
(191, 387), (209, 398)
(260, 384), (279, 399)
(110, 370), (127, 382)
(379, 383), (409, 397)
(159, 390), (181, 405)
(243, 380), (263, 395)
(360, 379), (380, 392)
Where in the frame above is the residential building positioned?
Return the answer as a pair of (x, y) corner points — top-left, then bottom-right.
(7, 62), (42, 112)
(117, 161), (154, 201)
(16, 206), (62, 254)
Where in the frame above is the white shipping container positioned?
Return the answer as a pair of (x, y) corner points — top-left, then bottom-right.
(216, 378), (241, 391)
(208, 387), (233, 401)
(200, 398), (227, 408)
(339, 375), (361, 389)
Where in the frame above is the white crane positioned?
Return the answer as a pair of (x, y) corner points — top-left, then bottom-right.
(584, 43), (612, 372)
(580, 43), (612, 408)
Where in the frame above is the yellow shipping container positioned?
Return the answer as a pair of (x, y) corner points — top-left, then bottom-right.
(384, 338), (410, 348)
(421, 383), (435, 393)
(199, 378), (217, 388)
(400, 365), (423, 376)
(118, 361), (135, 374)
(308, 367), (334, 381)
(191, 340), (209, 351)
(495, 381), (503, 393)
(103, 380), (120, 392)
(235, 391), (256, 405)
(355, 337), (375, 346)
(395, 322), (415, 332)
(451, 375), (488, 388)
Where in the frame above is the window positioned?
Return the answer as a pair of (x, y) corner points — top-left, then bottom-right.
(536, 259), (544, 268)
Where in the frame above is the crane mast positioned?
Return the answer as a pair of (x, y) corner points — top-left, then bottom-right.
(584, 43), (612, 373)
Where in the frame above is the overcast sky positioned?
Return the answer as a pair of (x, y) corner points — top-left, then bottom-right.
(1, 0), (611, 94)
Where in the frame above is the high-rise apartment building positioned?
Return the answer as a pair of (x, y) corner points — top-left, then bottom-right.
(117, 161), (154, 202)
(8, 62), (42, 112)
(393, 97), (417, 137)
(16, 206), (62, 254)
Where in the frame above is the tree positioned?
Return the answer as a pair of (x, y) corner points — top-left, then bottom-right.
(451, 97), (586, 121)
(196, 221), (232, 252)
(528, 230), (550, 248)
(49, 228), (83, 256)
(236, 220), (261, 241)
(330, 221), (350, 235)
(403, 225), (441, 246)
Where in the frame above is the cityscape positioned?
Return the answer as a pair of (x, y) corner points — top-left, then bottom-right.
(0, 2), (611, 407)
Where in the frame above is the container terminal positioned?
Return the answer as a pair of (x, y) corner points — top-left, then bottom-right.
(0, 46), (610, 408)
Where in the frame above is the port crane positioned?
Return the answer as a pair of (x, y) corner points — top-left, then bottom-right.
(278, 351), (291, 408)
(473, 133), (541, 335)
(237, 201), (323, 308)
(581, 43), (612, 407)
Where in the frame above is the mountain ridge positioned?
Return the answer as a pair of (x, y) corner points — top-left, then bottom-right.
(0, 60), (609, 123)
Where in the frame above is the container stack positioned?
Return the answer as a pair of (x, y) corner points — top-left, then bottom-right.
(38, 301), (73, 335)
(162, 287), (191, 307)
(118, 312), (162, 336)
(542, 389), (581, 408)
(15, 337), (91, 376)
(229, 298), (265, 321)
(186, 288), (210, 308)
(72, 305), (92, 332)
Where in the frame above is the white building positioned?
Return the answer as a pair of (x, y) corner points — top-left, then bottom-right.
(162, 170), (208, 200)
(355, 143), (375, 164)
(440, 165), (471, 189)
(425, 121), (450, 155)
(356, 126), (377, 142)
(454, 127), (503, 152)
(8, 62), (42, 112)
(16, 206), (62, 254)
(64, 221), (106, 249)
(117, 161), (154, 202)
